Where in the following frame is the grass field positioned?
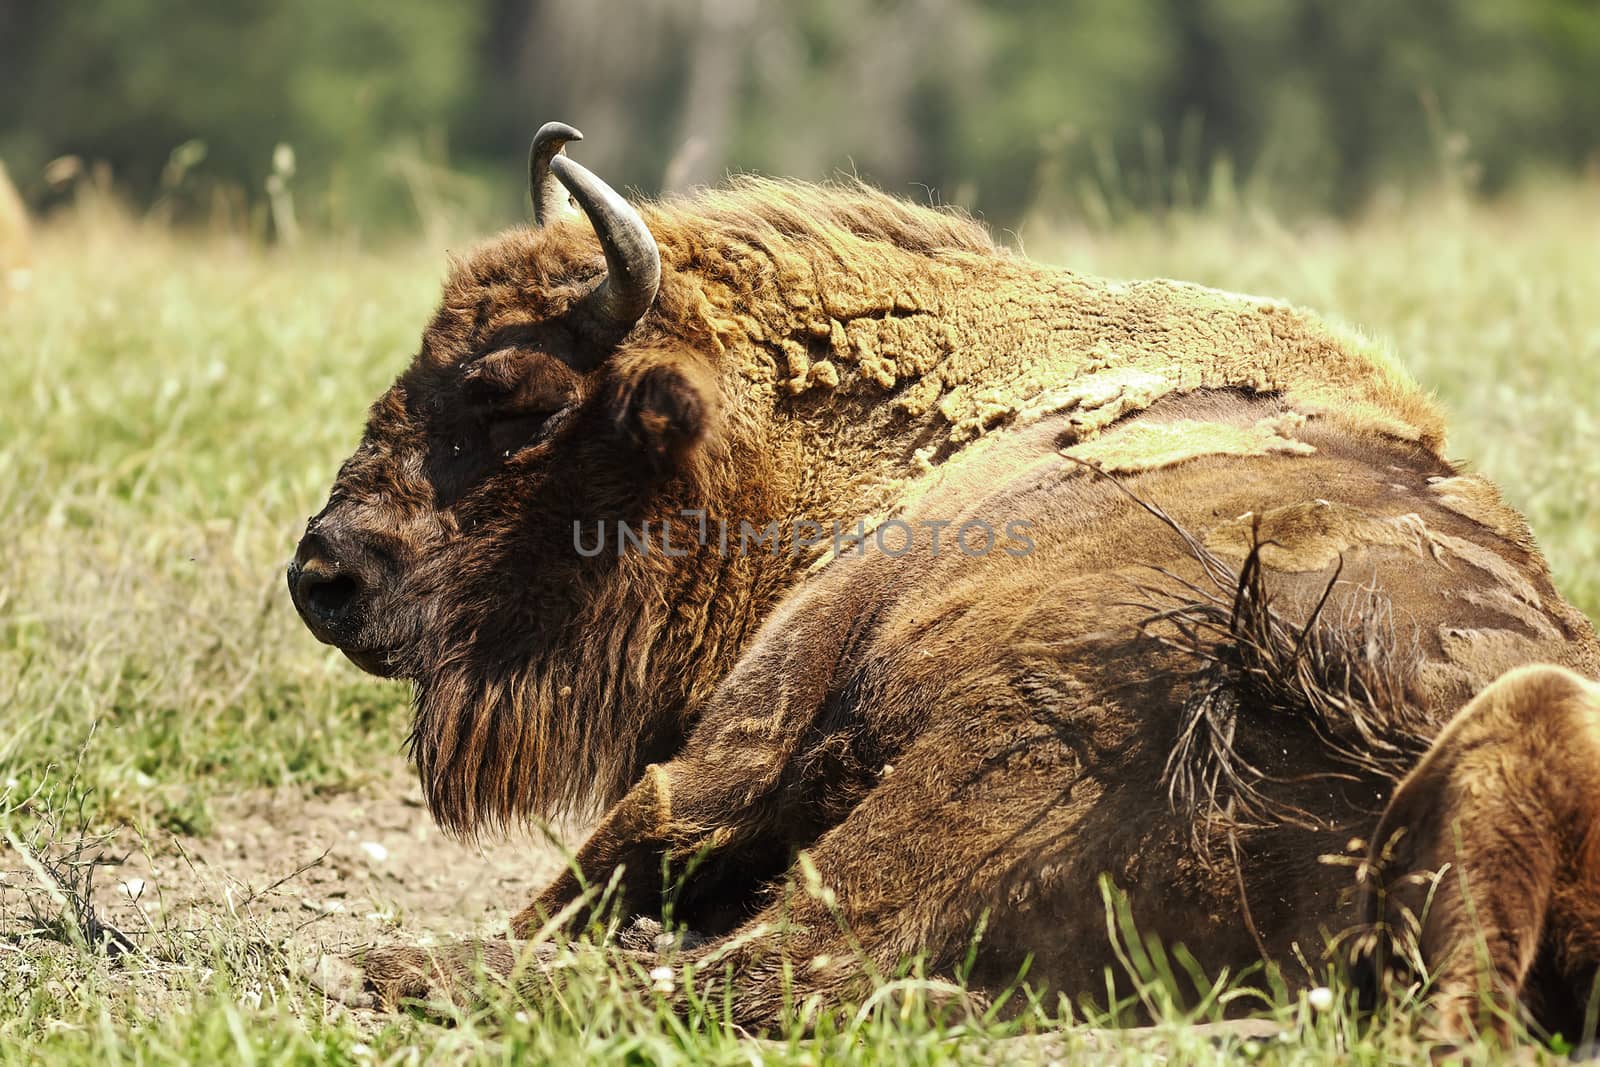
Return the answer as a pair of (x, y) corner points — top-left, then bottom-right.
(2, 180), (1598, 1063)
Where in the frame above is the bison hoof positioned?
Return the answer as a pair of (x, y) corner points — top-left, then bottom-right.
(302, 940), (546, 1014)
(615, 915), (710, 956)
(299, 949), (377, 1010)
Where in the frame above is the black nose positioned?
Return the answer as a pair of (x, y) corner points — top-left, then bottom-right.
(294, 563), (363, 625)
(288, 525), (375, 644)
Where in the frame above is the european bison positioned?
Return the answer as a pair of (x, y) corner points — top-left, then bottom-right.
(289, 123), (1600, 1038)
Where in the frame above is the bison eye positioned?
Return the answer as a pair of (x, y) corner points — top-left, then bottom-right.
(487, 410), (555, 457)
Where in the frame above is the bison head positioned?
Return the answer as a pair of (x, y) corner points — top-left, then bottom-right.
(287, 124), (731, 830)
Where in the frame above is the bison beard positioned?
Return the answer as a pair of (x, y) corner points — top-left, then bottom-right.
(290, 124), (1600, 1042)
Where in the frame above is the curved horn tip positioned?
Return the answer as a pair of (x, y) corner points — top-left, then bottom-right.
(533, 121), (584, 149)
(529, 121), (586, 227)
(548, 154), (661, 334)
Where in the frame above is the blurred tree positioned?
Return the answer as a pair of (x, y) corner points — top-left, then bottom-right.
(2, 0), (482, 230)
(1, 0), (1596, 231)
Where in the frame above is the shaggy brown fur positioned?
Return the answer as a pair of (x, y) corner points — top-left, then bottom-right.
(1355, 664), (1600, 1041)
(290, 166), (1600, 1037)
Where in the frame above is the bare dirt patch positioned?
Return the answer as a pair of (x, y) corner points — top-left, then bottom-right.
(1, 758), (578, 1015)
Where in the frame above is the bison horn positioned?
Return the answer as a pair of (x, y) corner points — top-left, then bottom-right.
(549, 154), (660, 334)
(528, 121), (584, 227)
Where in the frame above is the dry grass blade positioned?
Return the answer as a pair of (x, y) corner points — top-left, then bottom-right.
(5, 828), (136, 958)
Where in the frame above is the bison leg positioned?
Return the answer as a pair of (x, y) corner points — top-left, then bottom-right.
(512, 599), (874, 940)
(511, 763), (680, 937)
(635, 741), (1062, 1029)
(1359, 663), (1600, 1042)
(511, 751), (794, 940)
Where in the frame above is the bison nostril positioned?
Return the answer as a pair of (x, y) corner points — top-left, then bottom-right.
(300, 571), (363, 622)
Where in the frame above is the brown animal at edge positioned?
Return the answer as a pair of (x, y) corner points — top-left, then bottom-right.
(288, 123), (1600, 1041)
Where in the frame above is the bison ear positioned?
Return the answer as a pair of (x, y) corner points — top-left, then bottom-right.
(606, 355), (718, 474)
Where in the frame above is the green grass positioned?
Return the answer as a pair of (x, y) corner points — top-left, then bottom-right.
(3, 182), (1599, 1063)
(0, 214), (432, 832)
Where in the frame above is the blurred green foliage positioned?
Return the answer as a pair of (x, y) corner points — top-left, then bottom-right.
(2, 0), (1597, 233)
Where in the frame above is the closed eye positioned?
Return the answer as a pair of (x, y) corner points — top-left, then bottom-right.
(488, 410), (559, 456)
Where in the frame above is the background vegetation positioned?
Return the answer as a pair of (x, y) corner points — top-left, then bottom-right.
(3, 0), (1599, 233)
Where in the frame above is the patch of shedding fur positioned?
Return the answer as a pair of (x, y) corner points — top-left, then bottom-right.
(1435, 626), (1544, 678)
(1426, 474), (1530, 544)
(628, 178), (1444, 468)
(490, 178), (1448, 562)
(1205, 502), (1550, 619)
(1456, 588), (1563, 641)
(1410, 624), (1557, 714)
(1163, 553), (1432, 846)
(1204, 502), (1441, 573)
(1423, 530), (1547, 608)
(1061, 413), (1317, 474)
(1076, 465), (1432, 855)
